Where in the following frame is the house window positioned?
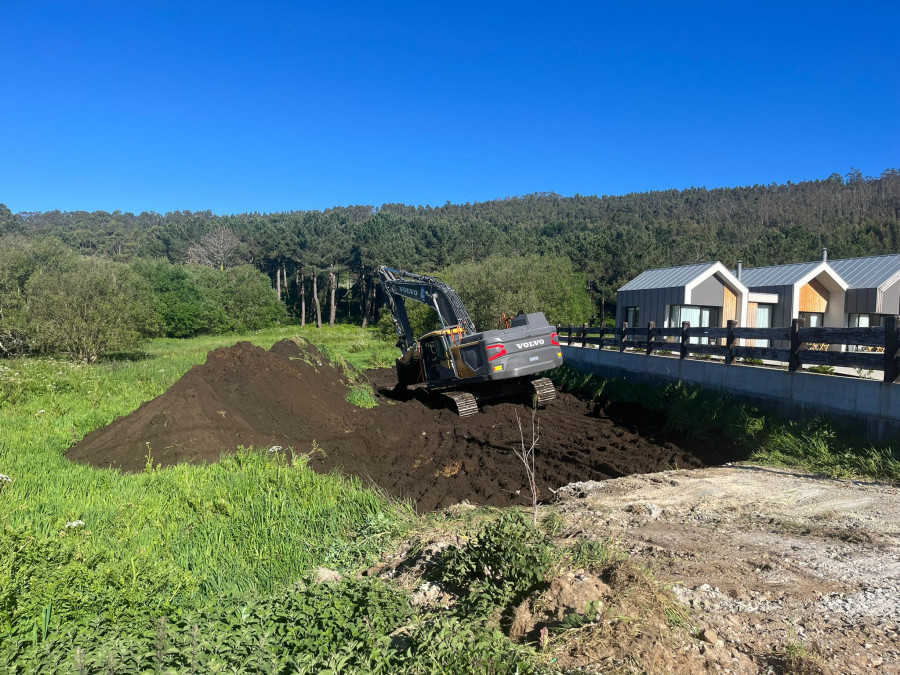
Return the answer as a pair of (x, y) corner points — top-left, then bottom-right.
(848, 313), (882, 328)
(626, 306), (640, 327)
(668, 305), (720, 344)
(756, 304), (773, 348)
(799, 312), (824, 328)
(848, 313), (882, 351)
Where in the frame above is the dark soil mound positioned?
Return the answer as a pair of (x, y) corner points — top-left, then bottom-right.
(68, 340), (743, 511)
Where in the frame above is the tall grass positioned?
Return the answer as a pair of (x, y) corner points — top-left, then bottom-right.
(0, 325), (409, 651)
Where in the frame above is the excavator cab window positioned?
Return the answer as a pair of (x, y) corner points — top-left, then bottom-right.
(420, 335), (456, 383)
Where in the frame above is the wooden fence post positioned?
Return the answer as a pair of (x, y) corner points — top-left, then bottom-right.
(725, 320), (737, 365)
(581, 323), (589, 348)
(789, 318), (802, 372)
(646, 321), (655, 356)
(884, 315), (899, 383)
(567, 324), (573, 346)
(680, 321), (690, 359)
(619, 322), (628, 352)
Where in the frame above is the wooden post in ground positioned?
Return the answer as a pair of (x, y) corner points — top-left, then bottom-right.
(619, 322), (628, 352)
(567, 324), (573, 346)
(646, 321), (656, 356)
(725, 320), (737, 365)
(884, 315), (900, 383)
(789, 318), (802, 372)
(680, 321), (690, 359)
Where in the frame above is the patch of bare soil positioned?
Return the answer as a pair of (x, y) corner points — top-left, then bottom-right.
(67, 340), (743, 511)
(555, 466), (900, 673)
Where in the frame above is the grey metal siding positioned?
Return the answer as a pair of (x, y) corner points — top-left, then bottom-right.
(865, 288), (877, 314)
(616, 286), (687, 329)
(747, 283), (792, 328)
(845, 289), (863, 315)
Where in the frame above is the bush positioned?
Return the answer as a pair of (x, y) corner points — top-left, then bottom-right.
(0, 235), (78, 356)
(26, 258), (157, 362)
(224, 265), (288, 331)
(442, 255), (594, 330)
(133, 258), (222, 337)
(376, 301), (442, 343)
(134, 260), (287, 337)
(440, 512), (554, 612)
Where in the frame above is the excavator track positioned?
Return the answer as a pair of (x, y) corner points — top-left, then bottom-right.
(530, 377), (557, 407)
(443, 391), (479, 417)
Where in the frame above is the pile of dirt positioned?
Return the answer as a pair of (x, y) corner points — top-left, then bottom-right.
(68, 340), (744, 511)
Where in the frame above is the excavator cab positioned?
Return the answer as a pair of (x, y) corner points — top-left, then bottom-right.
(419, 332), (457, 383)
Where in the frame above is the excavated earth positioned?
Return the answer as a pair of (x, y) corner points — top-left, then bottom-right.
(67, 340), (900, 672)
(67, 339), (743, 511)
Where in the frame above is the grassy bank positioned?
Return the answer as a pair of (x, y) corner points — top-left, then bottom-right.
(552, 364), (900, 482)
(0, 326), (415, 669)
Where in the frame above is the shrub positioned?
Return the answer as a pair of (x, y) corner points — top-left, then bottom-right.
(442, 255), (594, 330)
(133, 258), (222, 337)
(134, 259), (288, 337)
(224, 265), (289, 331)
(440, 512), (554, 612)
(26, 258), (158, 362)
(0, 235), (79, 356)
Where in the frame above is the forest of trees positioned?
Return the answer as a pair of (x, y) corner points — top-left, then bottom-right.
(2, 168), (899, 360)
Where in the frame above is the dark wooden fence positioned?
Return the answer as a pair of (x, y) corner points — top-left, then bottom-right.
(560, 316), (900, 383)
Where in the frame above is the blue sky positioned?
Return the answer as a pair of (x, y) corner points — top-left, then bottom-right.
(1, 1), (897, 214)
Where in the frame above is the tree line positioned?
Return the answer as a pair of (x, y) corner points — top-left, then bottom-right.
(0, 236), (285, 361)
(2, 168), (899, 360)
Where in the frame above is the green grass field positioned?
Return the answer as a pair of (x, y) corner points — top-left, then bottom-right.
(0, 326), (429, 671)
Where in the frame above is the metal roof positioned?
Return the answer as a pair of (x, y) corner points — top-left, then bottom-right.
(737, 261), (823, 288)
(618, 262), (718, 292)
(829, 254), (900, 290)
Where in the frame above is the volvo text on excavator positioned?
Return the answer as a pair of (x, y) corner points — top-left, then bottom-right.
(376, 265), (564, 416)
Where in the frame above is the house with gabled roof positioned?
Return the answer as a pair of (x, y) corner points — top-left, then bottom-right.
(616, 261), (749, 331)
(736, 255), (848, 333)
(829, 254), (900, 328)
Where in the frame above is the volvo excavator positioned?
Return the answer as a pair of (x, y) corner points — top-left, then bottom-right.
(376, 265), (563, 416)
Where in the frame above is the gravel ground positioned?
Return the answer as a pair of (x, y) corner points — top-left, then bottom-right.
(555, 465), (900, 673)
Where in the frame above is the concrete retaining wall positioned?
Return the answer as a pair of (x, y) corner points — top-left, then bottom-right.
(562, 346), (900, 441)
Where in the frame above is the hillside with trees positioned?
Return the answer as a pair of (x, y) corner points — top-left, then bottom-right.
(2, 168), (899, 359)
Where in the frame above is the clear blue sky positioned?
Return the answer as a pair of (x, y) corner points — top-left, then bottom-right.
(1, 1), (897, 215)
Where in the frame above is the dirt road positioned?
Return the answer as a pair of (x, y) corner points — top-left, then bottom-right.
(556, 465), (900, 673)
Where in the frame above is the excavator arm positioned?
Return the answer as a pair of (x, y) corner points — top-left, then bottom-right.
(376, 266), (477, 351)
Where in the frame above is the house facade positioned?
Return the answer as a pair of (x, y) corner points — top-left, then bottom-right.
(616, 254), (900, 338)
(736, 259), (848, 330)
(616, 262), (749, 331)
(829, 254), (900, 328)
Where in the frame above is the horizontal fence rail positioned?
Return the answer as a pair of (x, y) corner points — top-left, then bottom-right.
(561, 316), (900, 383)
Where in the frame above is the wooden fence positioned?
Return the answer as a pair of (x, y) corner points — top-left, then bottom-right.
(561, 316), (900, 383)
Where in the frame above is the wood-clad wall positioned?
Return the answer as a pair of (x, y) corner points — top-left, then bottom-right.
(799, 278), (829, 313)
(746, 301), (758, 346)
(723, 286), (737, 324)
